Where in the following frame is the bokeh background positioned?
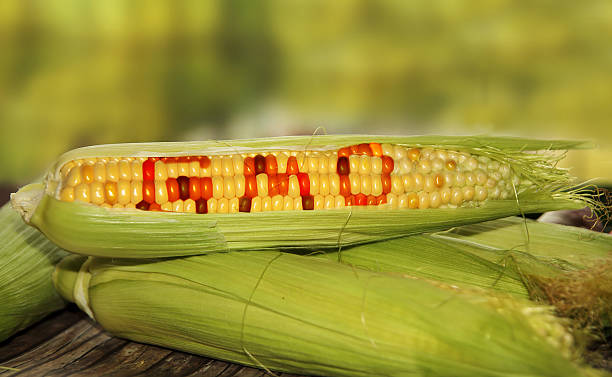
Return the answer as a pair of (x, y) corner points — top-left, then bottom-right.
(1, 0), (611, 187)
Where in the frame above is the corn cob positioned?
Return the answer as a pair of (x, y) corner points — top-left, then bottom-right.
(11, 135), (592, 258)
(0, 204), (67, 342)
(53, 252), (597, 377)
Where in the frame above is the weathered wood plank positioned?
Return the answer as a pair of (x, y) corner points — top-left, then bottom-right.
(0, 308), (305, 377)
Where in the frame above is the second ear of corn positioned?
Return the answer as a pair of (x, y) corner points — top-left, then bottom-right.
(11, 135), (595, 258)
(54, 251), (593, 377)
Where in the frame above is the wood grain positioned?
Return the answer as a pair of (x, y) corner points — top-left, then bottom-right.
(0, 307), (305, 377)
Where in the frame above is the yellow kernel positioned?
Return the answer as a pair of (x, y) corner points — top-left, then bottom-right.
(118, 160), (132, 180)
(349, 173), (361, 195)
(443, 172), (454, 187)
(309, 173), (320, 196)
(211, 157), (223, 176)
(387, 193), (398, 209)
(178, 162), (190, 177)
(434, 150), (448, 161)
(307, 155), (319, 173)
(418, 192), (430, 209)
(189, 161), (200, 177)
(463, 186), (475, 201)
(475, 170), (488, 186)
(431, 158), (444, 172)
(295, 152), (307, 172)
(450, 188), (464, 206)
(475, 186), (488, 201)
(446, 160), (457, 170)
(424, 175), (436, 193)
(184, 199), (196, 213)
(154, 180), (168, 205)
(359, 156), (372, 175)
(154, 161), (168, 181)
(381, 143), (394, 156)
(361, 174), (372, 195)
(319, 174), (330, 196)
(117, 180), (131, 205)
(125, 203), (136, 209)
(371, 157), (382, 174)
(131, 181), (143, 204)
(465, 157), (479, 171)
(217, 198), (229, 214)
(276, 153), (288, 174)
(334, 195), (345, 209)
(402, 174), (413, 192)
(486, 178), (498, 188)
(199, 160), (211, 177)
(329, 174), (340, 196)
(173, 199), (184, 212)
(440, 187), (451, 204)
(260, 196), (271, 212)
(104, 182), (118, 205)
(429, 191), (441, 208)
(417, 159), (431, 174)
(90, 182), (105, 205)
(229, 197), (239, 213)
(283, 196), (294, 210)
(60, 161), (75, 178)
(489, 186), (501, 199)
(372, 175), (383, 196)
(83, 158), (97, 165)
(224, 176), (236, 199)
(413, 173), (424, 191)
(318, 155), (329, 174)
(390, 175), (402, 195)
(256, 173), (268, 197)
(349, 155), (360, 173)
(407, 148), (420, 161)
(100, 203), (111, 209)
(393, 145), (407, 161)
(59, 187), (75, 202)
(398, 194), (409, 209)
(222, 157), (234, 177)
(234, 175), (245, 197)
(250, 196), (262, 212)
(288, 175), (300, 198)
(272, 195), (284, 211)
(106, 162), (119, 182)
(212, 176), (224, 199)
(161, 202), (172, 211)
(65, 166), (82, 187)
(324, 195), (335, 209)
(293, 196), (303, 210)
(454, 173), (466, 187)
(328, 155), (338, 173)
(399, 159), (413, 175)
(233, 155), (244, 175)
(81, 164), (94, 184)
(207, 198), (217, 214)
(130, 160), (143, 180)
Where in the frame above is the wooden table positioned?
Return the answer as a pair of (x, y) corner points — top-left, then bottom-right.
(0, 307), (303, 377)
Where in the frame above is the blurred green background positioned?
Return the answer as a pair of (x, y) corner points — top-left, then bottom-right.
(1, 0), (611, 185)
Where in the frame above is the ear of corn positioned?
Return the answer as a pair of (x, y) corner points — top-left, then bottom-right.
(53, 251), (594, 377)
(0, 203), (68, 342)
(11, 135), (593, 258)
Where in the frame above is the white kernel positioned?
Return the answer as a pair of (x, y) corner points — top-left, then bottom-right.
(463, 186), (475, 201)
(450, 188), (464, 206)
(486, 178), (498, 188)
(465, 157), (478, 171)
(475, 170), (488, 186)
(440, 187), (451, 204)
(328, 154), (338, 174)
(490, 171), (502, 181)
(499, 164), (511, 179)
(489, 186), (501, 199)
(421, 148), (433, 160)
(431, 158), (445, 172)
(402, 174), (413, 192)
(329, 174), (340, 196)
(443, 172), (454, 187)
(371, 157), (383, 174)
(413, 173), (424, 191)
(131, 160), (143, 180)
(455, 173), (466, 187)
(154, 161), (168, 181)
(393, 145), (407, 161)
(424, 175), (436, 193)
(417, 159), (431, 174)
(475, 186), (488, 201)
(418, 192), (430, 209)
(429, 191), (441, 208)
(399, 159), (413, 174)
(155, 180), (169, 205)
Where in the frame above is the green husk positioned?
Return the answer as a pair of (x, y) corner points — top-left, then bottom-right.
(12, 135), (592, 258)
(0, 204), (68, 342)
(53, 251), (600, 377)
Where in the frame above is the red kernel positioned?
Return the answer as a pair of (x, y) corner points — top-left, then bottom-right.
(143, 159), (155, 181)
(297, 173), (310, 196)
(200, 177), (213, 200)
(166, 178), (180, 202)
(189, 177), (201, 200)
